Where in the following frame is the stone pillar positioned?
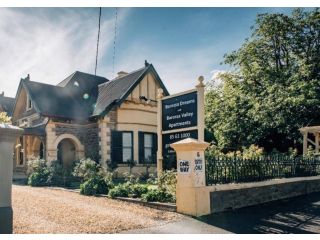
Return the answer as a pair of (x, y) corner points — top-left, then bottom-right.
(46, 121), (57, 162)
(99, 116), (111, 168)
(157, 88), (164, 176)
(0, 124), (23, 234)
(170, 138), (209, 217)
(196, 76), (205, 141)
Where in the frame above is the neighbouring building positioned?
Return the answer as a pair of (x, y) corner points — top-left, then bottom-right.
(0, 92), (15, 116)
(8, 61), (169, 178)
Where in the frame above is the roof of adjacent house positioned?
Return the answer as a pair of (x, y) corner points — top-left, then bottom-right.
(13, 63), (169, 120)
(92, 63), (169, 117)
(15, 71), (108, 120)
(0, 94), (15, 116)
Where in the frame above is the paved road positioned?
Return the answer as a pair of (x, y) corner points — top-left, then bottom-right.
(125, 192), (320, 234)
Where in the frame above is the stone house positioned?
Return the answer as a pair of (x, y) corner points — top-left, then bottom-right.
(9, 62), (169, 178)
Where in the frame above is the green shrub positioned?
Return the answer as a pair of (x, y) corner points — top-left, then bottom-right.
(141, 189), (175, 203)
(123, 172), (138, 184)
(80, 177), (109, 196)
(108, 184), (130, 198)
(146, 174), (157, 185)
(129, 184), (148, 198)
(27, 158), (47, 176)
(72, 158), (100, 181)
(28, 168), (51, 186)
(158, 170), (177, 196)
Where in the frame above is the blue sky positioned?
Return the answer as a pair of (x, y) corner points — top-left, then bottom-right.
(0, 7), (296, 97)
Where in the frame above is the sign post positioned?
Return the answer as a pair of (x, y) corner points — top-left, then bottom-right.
(157, 76), (205, 176)
(157, 88), (164, 175)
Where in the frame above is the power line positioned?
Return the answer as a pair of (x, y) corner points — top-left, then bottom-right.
(112, 7), (118, 78)
(95, 7), (102, 76)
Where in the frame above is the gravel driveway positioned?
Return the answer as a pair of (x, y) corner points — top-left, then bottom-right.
(12, 184), (181, 234)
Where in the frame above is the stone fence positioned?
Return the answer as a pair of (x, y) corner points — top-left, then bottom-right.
(209, 175), (320, 213)
(171, 138), (320, 217)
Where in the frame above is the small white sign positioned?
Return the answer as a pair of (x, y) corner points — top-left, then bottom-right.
(195, 158), (203, 172)
(178, 160), (190, 174)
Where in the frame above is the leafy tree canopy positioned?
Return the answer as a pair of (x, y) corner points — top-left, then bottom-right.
(0, 112), (11, 124)
(205, 8), (320, 153)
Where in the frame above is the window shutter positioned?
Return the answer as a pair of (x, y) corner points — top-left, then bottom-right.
(138, 132), (144, 164)
(152, 133), (157, 163)
(111, 131), (123, 163)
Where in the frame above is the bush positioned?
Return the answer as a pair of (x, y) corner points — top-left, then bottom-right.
(146, 174), (157, 185)
(72, 158), (100, 181)
(27, 158), (47, 175)
(108, 185), (129, 198)
(48, 160), (74, 186)
(141, 189), (175, 203)
(80, 177), (109, 196)
(28, 168), (51, 186)
(27, 158), (52, 186)
(158, 170), (177, 196)
(129, 184), (148, 198)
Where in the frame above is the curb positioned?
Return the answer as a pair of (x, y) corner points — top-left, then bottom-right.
(113, 197), (177, 212)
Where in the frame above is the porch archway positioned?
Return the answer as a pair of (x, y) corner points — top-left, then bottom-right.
(53, 134), (85, 168)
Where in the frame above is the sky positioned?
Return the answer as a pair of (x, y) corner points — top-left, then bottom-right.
(0, 7), (296, 97)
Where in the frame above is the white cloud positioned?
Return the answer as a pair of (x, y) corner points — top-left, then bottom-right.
(0, 8), (228, 98)
(206, 69), (226, 89)
(0, 8), (128, 97)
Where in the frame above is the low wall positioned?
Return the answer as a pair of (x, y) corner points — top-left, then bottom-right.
(208, 176), (320, 213)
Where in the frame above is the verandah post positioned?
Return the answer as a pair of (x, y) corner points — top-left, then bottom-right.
(157, 88), (164, 176)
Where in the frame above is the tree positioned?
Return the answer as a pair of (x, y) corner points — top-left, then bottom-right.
(205, 8), (320, 153)
(0, 112), (11, 124)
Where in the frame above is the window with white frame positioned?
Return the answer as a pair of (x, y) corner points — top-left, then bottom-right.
(111, 131), (134, 163)
(122, 132), (133, 162)
(139, 132), (157, 163)
(26, 95), (32, 111)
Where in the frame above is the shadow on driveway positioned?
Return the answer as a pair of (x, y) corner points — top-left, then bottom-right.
(197, 192), (320, 233)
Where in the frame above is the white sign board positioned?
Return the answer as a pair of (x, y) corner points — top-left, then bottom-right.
(195, 158), (203, 172)
(178, 160), (190, 174)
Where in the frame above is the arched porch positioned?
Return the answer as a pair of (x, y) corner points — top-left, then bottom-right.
(52, 134), (85, 168)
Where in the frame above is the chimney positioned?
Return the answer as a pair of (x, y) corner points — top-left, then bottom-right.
(0, 91), (4, 97)
(145, 60), (149, 67)
(21, 74), (30, 81)
(117, 71), (128, 78)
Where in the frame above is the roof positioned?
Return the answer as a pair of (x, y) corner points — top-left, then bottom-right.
(16, 71), (108, 120)
(24, 124), (46, 136)
(0, 94), (15, 116)
(93, 64), (169, 117)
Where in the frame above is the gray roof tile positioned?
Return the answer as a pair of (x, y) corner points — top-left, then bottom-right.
(0, 95), (15, 116)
